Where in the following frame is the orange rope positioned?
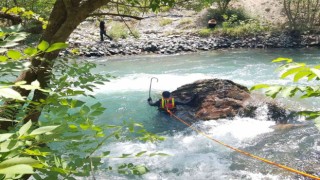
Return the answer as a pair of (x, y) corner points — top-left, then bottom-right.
(166, 110), (320, 180)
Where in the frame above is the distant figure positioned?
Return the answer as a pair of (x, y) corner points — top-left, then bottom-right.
(148, 91), (197, 113)
(99, 21), (113, 41)
(208, 18), (217, 29)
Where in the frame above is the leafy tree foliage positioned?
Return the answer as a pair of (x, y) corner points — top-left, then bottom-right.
(283, 0), (320, 32)
(0, 25), (166, 179)
(0, 0), (181, 178)
(251, 57), (320, 130)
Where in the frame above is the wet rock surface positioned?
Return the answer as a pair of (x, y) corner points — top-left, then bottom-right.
(171, 79), (291, 122)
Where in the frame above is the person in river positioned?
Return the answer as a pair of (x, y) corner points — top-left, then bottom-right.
(99, 21), (113, 42)
(147, 91), (197, 113)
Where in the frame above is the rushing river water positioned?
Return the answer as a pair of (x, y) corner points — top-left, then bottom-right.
(88, 48), (320, 180)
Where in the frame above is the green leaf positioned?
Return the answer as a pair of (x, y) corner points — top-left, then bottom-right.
(281, 86), (298, 97)
(6, 33), (28, 42)
(68, 124), (77, 129)
(0, 140), (21, 152)
(19, 81), (41, 90)
(91, 102), (102, 110)
(135, 151), (147, 157)
(19, 120), (32, 137)
(272, 57), (293, 63)
(46, 42), (68, 52)
(120, 154), (131, 158)
(0, 133), (14, 142)
(149, 152), (170, 157)
(0, 55), (8, 62)
(132, 165), (149, 175)
(293, 70), (311, 82)
(280, 66), (305, 79)
(90, 111), (103, 116)
(118, 164), (127, 169)
(310, 68), (320, 79)
(79, 124), (90, 130)
(265, 86), (282, 98)
(0, 41), (19, 48)
(29, 125), (59, 135)
(0, 24), (23, 33)
(80, 105), (90, 114)
(0, 157), (38, 168)
(102, 151), (110, 156)
(0, 164), (34, 175)
(37, 40), (49, 51)
(0, 88), (24, 100)
(24, 47), (38, 56)
(250, 84), (270, 91)
(7, 50), (22, 60)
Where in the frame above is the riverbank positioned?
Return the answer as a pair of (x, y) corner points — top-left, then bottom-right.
(65, 8), (320, 58)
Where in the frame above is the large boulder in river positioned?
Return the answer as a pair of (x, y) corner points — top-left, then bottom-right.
(171, 79), (290, 122)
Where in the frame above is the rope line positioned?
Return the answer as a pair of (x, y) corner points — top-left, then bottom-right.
(166, 110), (320, 180)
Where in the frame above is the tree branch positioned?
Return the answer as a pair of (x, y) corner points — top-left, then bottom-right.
(89, 12), (144, 20)
(0, 12), (22, 25)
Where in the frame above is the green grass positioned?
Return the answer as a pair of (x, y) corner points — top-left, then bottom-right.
(198, 28), (213, 37)
(159, 18), (173, 26)
(217, 20), (270, 37)
(107, 22), (129, 40)
(178, 18), (192, 26)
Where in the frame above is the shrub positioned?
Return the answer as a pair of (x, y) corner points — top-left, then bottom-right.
(205, 8), (249, 25)
(215, 15), (270, 37)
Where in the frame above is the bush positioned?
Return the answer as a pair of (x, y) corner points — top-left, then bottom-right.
(203, 8), (249, 25)
(159, 18), (173, 26)
(216, 19), (269, 37)
(108, 22), (129, 40)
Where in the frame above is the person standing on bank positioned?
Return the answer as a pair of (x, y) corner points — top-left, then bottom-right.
(99, 21), (113, 42)
(147, 91), (197, 113)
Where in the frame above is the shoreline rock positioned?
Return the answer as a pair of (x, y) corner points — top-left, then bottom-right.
(65, 28), (320, 57)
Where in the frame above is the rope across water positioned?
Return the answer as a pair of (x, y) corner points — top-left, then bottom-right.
(166, 110), (320, 180)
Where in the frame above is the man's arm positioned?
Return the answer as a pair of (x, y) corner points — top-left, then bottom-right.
(148, 98), (160, 106)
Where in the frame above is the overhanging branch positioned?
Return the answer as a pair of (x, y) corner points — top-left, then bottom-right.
(89, 12), (144, 20)
(0, 12), (22, 25)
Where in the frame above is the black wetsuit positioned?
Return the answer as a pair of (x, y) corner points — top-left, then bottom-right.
(99, 21), (112, 41)
(148, 95), (196, 112)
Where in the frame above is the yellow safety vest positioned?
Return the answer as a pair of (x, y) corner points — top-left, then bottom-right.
(160, 97), (175, 110)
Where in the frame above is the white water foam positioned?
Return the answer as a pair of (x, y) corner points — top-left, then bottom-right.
(93, 73), (214, 94)
(99, 118), (276, 180)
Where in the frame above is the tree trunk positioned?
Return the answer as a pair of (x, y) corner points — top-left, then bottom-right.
(0, 0), (111, 130)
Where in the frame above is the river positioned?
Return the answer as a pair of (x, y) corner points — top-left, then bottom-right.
(88, 48), (320, 180)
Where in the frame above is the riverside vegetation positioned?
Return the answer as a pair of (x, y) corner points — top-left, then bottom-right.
(0, 0), (320, 179)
